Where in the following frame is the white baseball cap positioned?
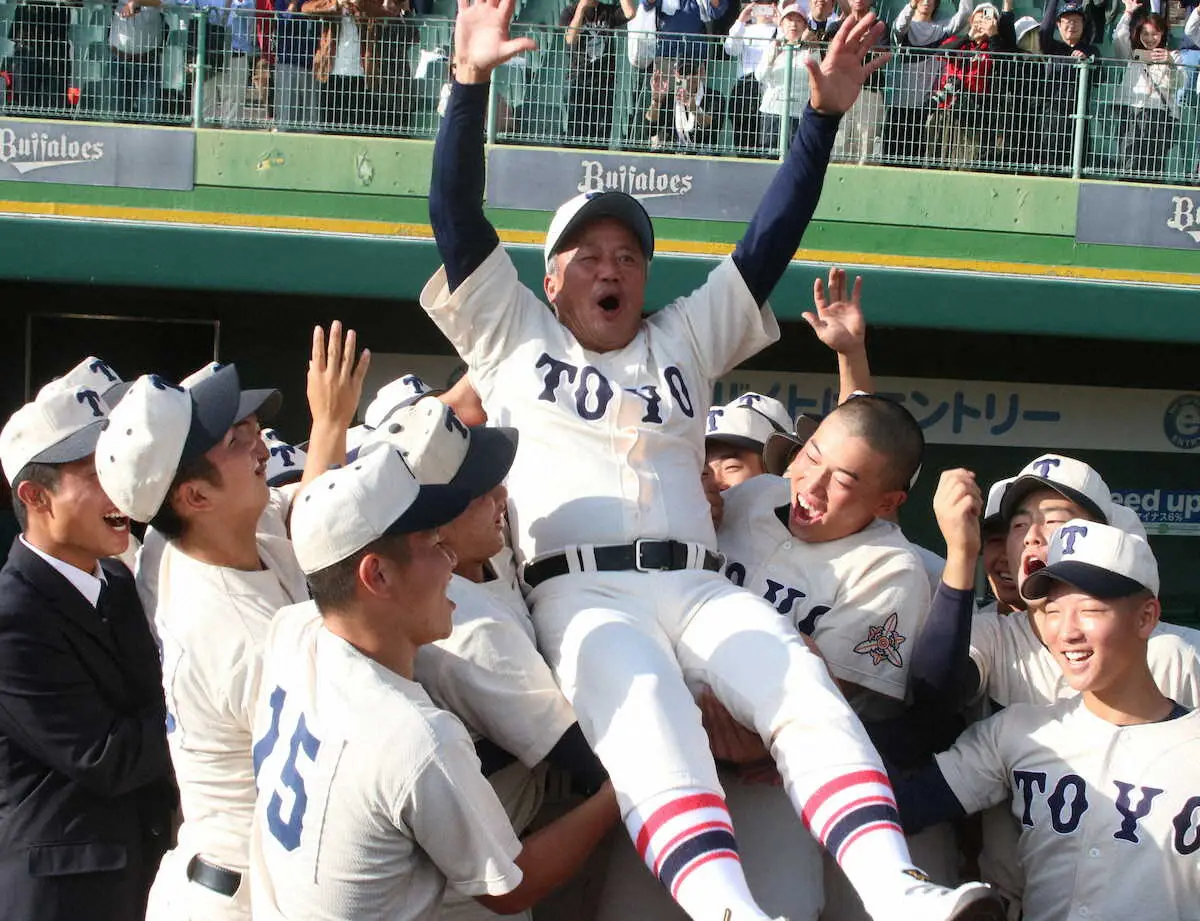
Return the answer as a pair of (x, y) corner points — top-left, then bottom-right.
(0, 383), (111, 485)
(363, 373), (436, 431)
(779, 1), (804, 17)
(95, 365), (246, 523)
(1110, 503), (1148, 541)
(182, 361), (282, 424)
(263, 428), (307, 487)
(364, 397), (518, 499)
(1000, 454), (1114, 525)
(982, 476), (1015, 533)
(39, 356), (127, 405)
(544, 191), (655, 273)
(763, 413), (824, 477)
(1014, 14), (1039, 39)
(1023, 518), (1159, 600)
(706, 393), (792, 454)
(290, 443), (471, 575)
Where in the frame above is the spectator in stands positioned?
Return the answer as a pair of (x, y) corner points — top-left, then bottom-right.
(802, 0), (839, 38)
(10, 0), (71, 115)
(1187, 3), (1200, 175)
(755, 0), (816, 149)
(641, 0), (728, 126)
(274, 0), (321, 130)
(830, 0), (890, 162)
(187, 0), (257, 127)
(108, 0), (165, 119)
(561, 0), (637, 147)
(994, 13), (1045, 166)
(724, 0), (779, 155)
(888, 0), (972, 161)
(1038, 0), (1099, 170)
(1114, 0), (1182, 179)
(647, 57), (727, 149)
(303, 0), (405, 132)
(925, 1), (1015, 168)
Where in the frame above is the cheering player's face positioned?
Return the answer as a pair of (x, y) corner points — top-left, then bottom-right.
(1041, 584), (1158, 696)
(1006, 489), (1092, 604)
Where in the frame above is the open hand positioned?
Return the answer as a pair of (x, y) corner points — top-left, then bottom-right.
(307, 321), (371, 431)
(806, 12), (890, 115)
(453, 0), (537, 84)
(802, 267), (866, 356)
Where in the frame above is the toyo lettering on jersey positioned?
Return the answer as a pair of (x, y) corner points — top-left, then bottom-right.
(536, 353), (694, 423)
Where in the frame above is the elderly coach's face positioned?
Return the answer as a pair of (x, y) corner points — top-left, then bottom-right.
(543, 217), (648, 353)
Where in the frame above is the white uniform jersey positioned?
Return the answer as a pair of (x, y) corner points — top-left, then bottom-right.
(910, 541), (946, 600)
(970, 610), (1200, 708)
(717, 475), (932, 712)
(936, 697), (1200, 921)
(250, 602), (523, 921)
(420, 246), (778, 563)
(414, 573), (576, 831)
(145, 535), (308, 883)
(136, 486), (296, 615)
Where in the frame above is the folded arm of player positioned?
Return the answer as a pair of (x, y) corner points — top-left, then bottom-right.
(476, 780), (620, 914)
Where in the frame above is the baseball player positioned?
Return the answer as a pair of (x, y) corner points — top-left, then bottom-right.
(250, 445), (620, 920)
(95, 334), (366, 921)
(978, 478), (1018, 615)
(705, 392), (793, 492)
(718, 397), (969, 920)
(892, 521), (1200, 921)
(366, 398), (608, 921)
(421, 2), (1000, 919)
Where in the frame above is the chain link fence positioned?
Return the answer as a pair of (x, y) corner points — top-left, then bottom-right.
(0, 3), (1196, 184)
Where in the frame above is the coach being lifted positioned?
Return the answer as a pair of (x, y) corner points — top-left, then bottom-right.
(420, 2), (1003, 920)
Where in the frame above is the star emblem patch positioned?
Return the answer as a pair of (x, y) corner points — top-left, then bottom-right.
(853, 612), (906, 668)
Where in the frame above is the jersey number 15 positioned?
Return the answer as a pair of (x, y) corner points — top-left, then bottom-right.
(252, 686), (323, 851)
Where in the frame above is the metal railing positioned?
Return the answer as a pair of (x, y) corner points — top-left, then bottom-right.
(0, 3), (1197, 184)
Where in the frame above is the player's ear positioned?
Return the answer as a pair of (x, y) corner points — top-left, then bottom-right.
(15, 479), (51, 518)
(175, 479), (213, 515)
(875, 489), (906, 519)
(357, 552), (390, 600)
(1133, 593), (1161, 640)
(544, 272), (559, 310)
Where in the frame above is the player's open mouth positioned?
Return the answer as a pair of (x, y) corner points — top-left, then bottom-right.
(791, 493), (825, 527)
(598, 295), (620, 313)
(1061, 649), (1093, 663)
(996, 566), (1016, 586)
(103, 512), (129, 532)
(1023, 556), (1046, 577)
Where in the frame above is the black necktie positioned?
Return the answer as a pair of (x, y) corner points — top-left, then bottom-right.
(95, 580), (111, 624)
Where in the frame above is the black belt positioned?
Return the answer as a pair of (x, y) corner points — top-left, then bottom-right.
(523, 539), (723, 589)
(186, 855), (242, 898)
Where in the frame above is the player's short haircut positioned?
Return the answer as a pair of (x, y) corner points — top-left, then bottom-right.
(307, 534), (413, 614)
(11, 462), (62, 532)
(149, 454), (223, 541)
(827, 395), (924, 492)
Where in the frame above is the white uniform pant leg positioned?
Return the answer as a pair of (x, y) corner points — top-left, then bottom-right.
(672, 576), (886, 816)
(529, 572), (723, 816)
(145, 847), (252, 921)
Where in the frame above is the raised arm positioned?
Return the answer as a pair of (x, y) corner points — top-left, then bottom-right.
(731, 13), (890, 306)
(430, 0), (536, 292)
(1188, 4), (1200, 46)
(1039, 0), (1059, 53)
(908, 469), (984, 704)
(302, 321), (371, 488)
(802, 266), (873, 402)
(1113, 0), (1135, 57)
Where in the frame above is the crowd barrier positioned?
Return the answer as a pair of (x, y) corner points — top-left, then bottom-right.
(1, 3), (1198, 184)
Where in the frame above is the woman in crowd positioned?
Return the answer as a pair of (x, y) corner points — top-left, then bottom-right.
(1114, 0), (1182, 180)
(755, 0), (817, 150)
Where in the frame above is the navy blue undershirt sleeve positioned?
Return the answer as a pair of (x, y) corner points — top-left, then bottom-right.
(430, 81), (501, 293)
(891, 761), (967, 835)
(910, 582), (977, 704)
(731, 106), (842, 307)
(545, 723), (609, 796)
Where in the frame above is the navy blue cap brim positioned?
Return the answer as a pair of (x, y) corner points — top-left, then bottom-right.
(1000, 476), (1109, 524)
(452, 427), (519, 499)
(181, 364), (242, 463)
(267, 469), (305, 488)
(1023, 560), (1148, 601)
(381, 482), (472, 536)
(551, 192), (655, 264)
(238, 388), (282, 425)
(706, 433), (767, 454)
(28, 418), (107, 467)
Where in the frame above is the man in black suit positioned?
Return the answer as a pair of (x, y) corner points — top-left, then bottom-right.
(0, 380), (176, 921)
